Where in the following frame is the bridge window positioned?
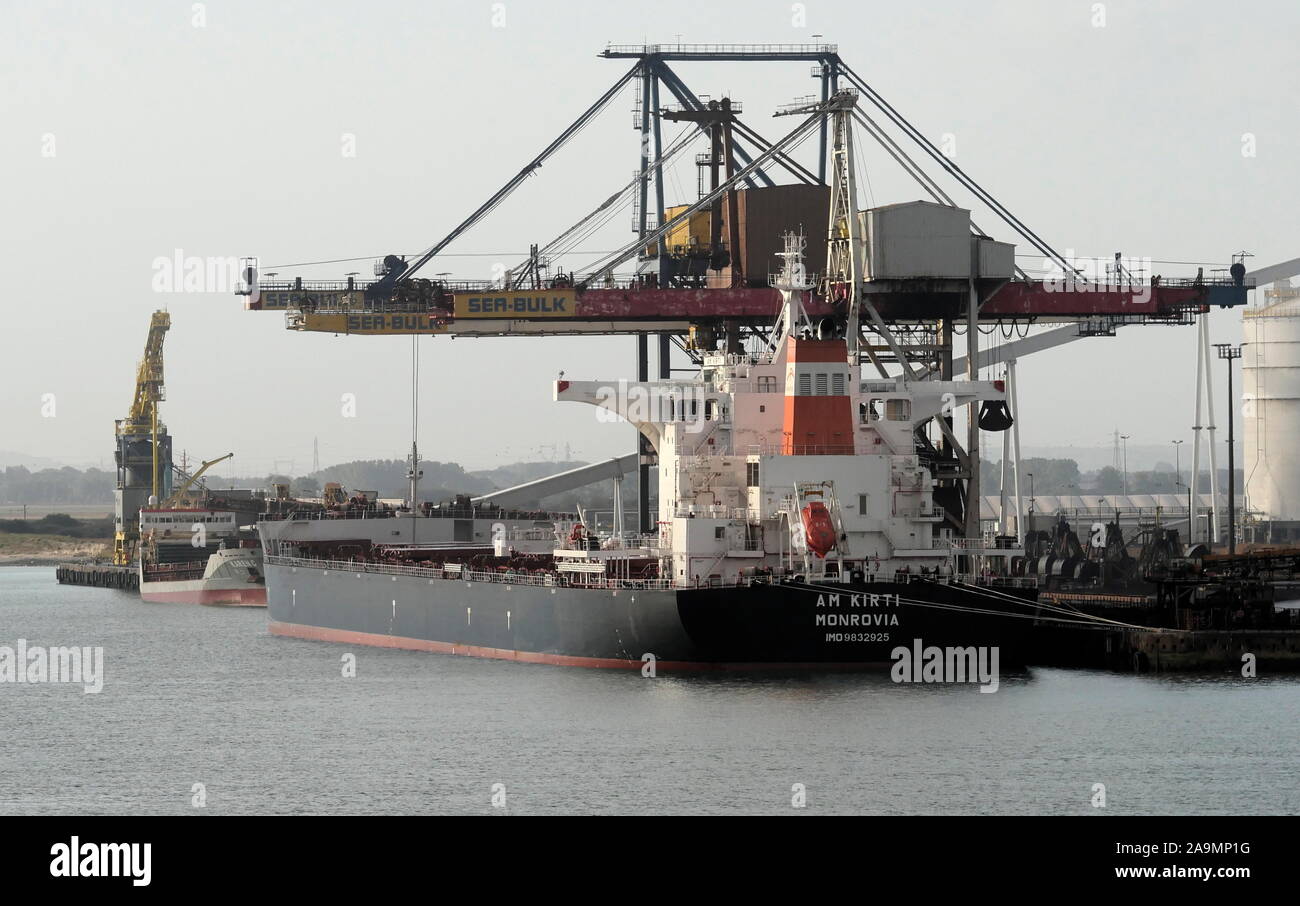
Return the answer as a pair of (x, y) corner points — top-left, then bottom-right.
(886, 399), (911, 421)
(746, 462), (760, 488)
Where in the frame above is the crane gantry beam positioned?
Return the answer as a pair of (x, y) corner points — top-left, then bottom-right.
(243, 44), (1251, 336)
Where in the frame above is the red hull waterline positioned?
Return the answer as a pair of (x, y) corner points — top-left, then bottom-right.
(141, 587), (267, 607)
(268, 620), (889, 672)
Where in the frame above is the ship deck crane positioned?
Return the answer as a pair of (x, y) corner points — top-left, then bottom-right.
(161, 452), (234, 509)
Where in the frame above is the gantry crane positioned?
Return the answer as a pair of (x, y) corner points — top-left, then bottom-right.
(240, 44), (1250, 339)
(237, 43), (1256, 538)
(113, 310), (173, 565)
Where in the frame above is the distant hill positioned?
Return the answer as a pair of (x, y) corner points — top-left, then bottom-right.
(470, 460), (590, 489)
(0, 450), (69, 470)
(308, 459), (496, 499)
(0, 456), (635, 511)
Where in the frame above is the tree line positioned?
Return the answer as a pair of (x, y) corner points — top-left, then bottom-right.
(0, 466), (116, 505)
(3, 458), (1241, 506)
(978, 458), (1242, 495)
(0, 459), (635, 514)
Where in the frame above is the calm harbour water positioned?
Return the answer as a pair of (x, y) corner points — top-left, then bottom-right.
(2, 566), (1297, 815)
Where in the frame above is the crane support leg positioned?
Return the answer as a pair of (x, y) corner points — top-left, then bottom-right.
(965, 279), (981, 540)
(636, 334), (652, 534)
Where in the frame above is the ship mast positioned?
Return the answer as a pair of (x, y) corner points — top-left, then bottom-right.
(407, 335), (423, 525)
(787, 90), (913, 373)
(825, 98), (864, 359)
(771, 231), (815, 348)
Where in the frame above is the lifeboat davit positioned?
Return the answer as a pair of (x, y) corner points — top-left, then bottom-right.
(801, 502), (837, 558)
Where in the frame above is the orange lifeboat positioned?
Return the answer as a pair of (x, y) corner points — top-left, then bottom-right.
(801, 502), (837, 558)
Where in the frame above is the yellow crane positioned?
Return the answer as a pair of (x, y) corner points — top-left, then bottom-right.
(113, 310), (171, 566)
(161, 452), (233, 509)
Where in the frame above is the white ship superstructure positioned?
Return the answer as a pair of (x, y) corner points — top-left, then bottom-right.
(556, 234), (1012, 586)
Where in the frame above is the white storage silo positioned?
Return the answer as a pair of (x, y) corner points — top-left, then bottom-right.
(1243, 279), (1300, 538)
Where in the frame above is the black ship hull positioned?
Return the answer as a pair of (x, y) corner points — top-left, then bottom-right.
(266, 558), (1039, 669)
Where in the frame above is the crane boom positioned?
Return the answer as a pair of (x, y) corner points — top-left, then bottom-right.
(123, 310), (170, 430)
(162, 452), (234, 508)
(1248, 257), (1300, 287)
(377, 63), (642, 294)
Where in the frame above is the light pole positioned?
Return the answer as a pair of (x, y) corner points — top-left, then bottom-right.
(1214, 343), (1242, 555)
(1120, 434), (1131, 495)
(1026, 472), (1035, 534)
(1172, 438), (1185, 535)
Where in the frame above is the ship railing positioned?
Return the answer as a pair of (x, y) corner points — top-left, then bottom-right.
(702, 352), (779, 373)
(501, 528), (560, 542)
(671, 506), (760, 522)
(744, 443), (857, 456)
(949, 538), (1023, 553)
(257, 278), (506, 296)
(947, 573), (1039, 589)
(272, 507), (575, 523)
(597, 532), (660, 550)
(267, 554), (1040, 592)
(282, 506), (397, 521)
(266, 554), (674, 589)
(142, 561), (207, 580)
(601, 43), (838, 56)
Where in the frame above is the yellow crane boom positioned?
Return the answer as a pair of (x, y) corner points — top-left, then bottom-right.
(122, 310), (170, 432)
(162, 452), (234, 508)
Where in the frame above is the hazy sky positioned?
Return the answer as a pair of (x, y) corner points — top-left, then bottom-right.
(3, 0), (1296, 481)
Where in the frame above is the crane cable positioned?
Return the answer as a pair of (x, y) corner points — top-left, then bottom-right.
(518, 123), (700, 279)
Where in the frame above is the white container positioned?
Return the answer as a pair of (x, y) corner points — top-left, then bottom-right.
(861, 201), (972, 280)
(976, 238), (1016, 279)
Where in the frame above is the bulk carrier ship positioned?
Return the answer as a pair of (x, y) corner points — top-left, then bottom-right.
(257, 237), (1061, 668)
